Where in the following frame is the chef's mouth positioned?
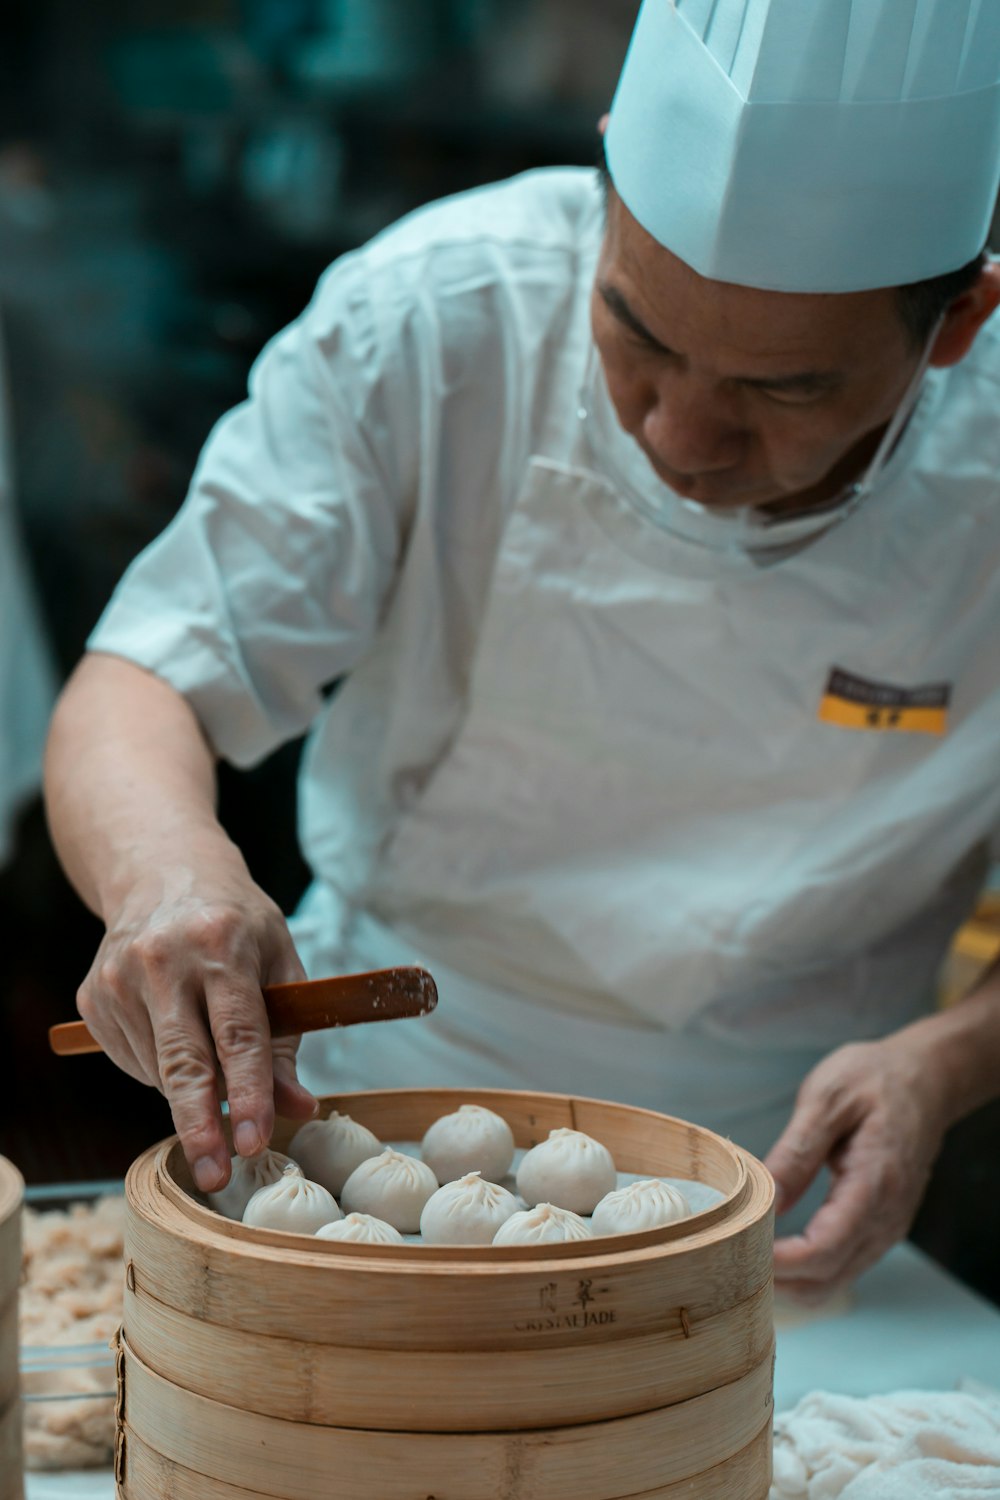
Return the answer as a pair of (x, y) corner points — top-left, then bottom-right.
(638, 441), (838, 516)
(664, 478), (756, 508)
(638, 449), (769, 510)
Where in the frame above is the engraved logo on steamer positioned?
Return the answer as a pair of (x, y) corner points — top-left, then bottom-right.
(514, 1279), (618, 1333)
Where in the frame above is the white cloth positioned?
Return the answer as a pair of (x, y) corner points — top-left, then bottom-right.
(0, 315), (56, 868)
(88, 168), (1000, 1149)
(771, 1387), (1000, 1500)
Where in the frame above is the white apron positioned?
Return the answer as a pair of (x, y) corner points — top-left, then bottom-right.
(296, 425), (1000, 1190)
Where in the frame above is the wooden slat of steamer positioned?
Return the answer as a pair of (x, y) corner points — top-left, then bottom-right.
(179, 1088), (752, 1255)
(0, 1294), (18, 1410)
(0, 1157), (23, 1310)
(126, 1164), (771, 1352)
(165, 1150), (750, 1266)
(123, 1276), (773, 1430)
(121, 1420), (773, 1500)
(270, 1089), (748, 1181)
(260, 1091), (753, 1258)
(232, 1089), (750, 1263)
(119, 1334), (773, 1500)
(0, 1395), (24, 1500)
(125, 1092), (773, 1353)
(164, 1141), (751, 1268)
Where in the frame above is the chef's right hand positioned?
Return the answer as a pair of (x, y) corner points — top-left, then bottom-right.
(75, 846), (318, 1192)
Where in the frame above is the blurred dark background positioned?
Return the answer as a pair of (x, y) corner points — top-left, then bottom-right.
(1, 0), (998, 1308)
(0, 0), (637, 1168)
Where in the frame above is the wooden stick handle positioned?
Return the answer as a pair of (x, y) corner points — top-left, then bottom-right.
(48, 967), (438, 1057)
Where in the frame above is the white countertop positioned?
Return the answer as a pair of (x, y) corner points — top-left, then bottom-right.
(774, 1241), (1000, 1410)
(24, 1242), (1000, 1500)
(25, 1478), (110, 1500)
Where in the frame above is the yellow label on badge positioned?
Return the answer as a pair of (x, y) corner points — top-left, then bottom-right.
(818, 667), (950, 737)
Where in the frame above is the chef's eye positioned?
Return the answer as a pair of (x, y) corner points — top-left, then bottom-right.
(757, 386), (827, 407)
(622, 330), (665, 358)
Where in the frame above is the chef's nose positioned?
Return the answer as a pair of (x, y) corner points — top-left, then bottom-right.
(642, 374), (747, 477)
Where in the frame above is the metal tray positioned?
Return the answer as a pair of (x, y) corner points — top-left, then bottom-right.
(19, 1181), (124, 1473)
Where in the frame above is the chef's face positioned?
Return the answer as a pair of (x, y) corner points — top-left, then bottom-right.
(592, 193), (924, 512)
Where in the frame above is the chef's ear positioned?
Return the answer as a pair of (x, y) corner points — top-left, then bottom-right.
(928, 261), (1000, 368)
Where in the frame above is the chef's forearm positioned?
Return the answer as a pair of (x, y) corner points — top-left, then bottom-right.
(892, 960), (1000, 1129)
(44, 652), (236, 920)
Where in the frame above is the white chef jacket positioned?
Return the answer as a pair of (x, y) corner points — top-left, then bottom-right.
(0, 318), (56, 869)
(88, 168), (1000, 1161)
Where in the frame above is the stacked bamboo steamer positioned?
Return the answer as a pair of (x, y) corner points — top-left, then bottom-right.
(119, 1088), (775, 1500)
(0, 1155), (24, 1500)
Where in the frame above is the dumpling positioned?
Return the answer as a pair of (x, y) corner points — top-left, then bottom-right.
(516, 1129), (616, 1215)
(207, 1148), (295, 1221)
(419, 1172), (520, 1246)
(340, 1149), (438, 1232)
(289, 1111), (383, 1196)
(591, 1179), (691, 1236)
(420, 1105), (515, 1184)
(315, 1213), (404, 1245)
(492, 1204), (592, 1246)
(242, 1164), (343, 1234)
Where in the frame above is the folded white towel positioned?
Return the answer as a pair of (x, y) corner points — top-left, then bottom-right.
(770, 1387), (1000, 1499)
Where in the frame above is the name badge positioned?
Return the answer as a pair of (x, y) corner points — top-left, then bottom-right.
(818, 667), (950, 736)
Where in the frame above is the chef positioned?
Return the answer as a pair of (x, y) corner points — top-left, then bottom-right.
(45, 0), (1000, 1297)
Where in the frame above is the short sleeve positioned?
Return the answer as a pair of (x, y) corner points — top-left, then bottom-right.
(88, 253), (415, 767)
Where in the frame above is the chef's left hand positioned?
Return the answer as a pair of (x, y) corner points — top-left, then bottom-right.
(764, 1033), (949, 1299)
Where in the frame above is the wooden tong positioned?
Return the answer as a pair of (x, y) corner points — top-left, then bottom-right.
(48, 966), (438, 1056)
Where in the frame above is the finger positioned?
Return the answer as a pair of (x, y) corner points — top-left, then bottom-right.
(777, 1189), (914, 1293)
(105, 992), (163, 1092)
(150, 996), (232, 1192)
(264, 941), (315, 1120)
(86, 1012), (154, 1090)
(205, 977), (277, 1159)
(264, 941), (308, 989)
(772, 1154), (882, 1287)
(765, 1093), (857, 1217)
(76, 982), (159, 1091)
(272, 1039), (319, 1121)
(774, 1225), (883, 1299)
(772, 1277), (847, 1310)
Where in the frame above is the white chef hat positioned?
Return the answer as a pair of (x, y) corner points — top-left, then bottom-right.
(605, 0), (1000, 293)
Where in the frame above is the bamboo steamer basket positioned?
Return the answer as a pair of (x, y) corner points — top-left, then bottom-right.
(0, 1155), (24, 1500)
(119, 1088), (775, 1500)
